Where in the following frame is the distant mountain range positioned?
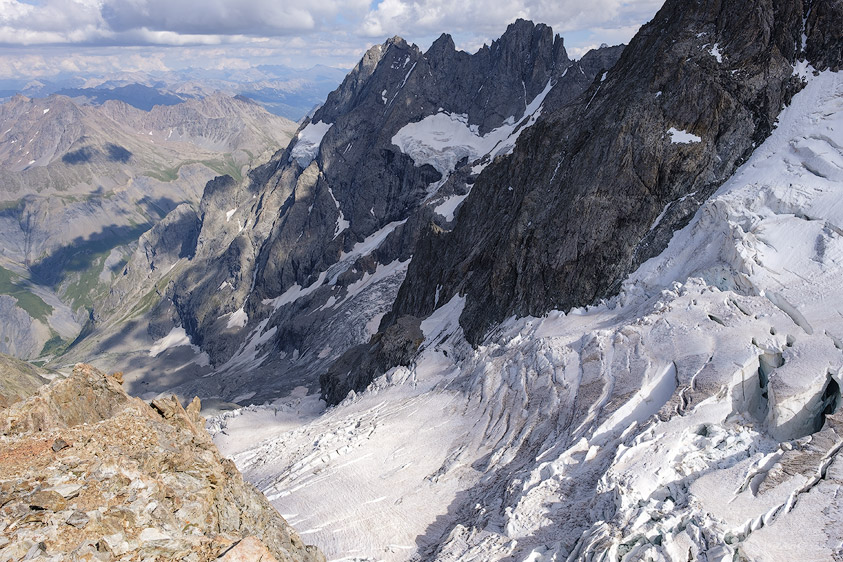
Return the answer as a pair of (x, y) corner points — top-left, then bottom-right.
(0, 92), (297, 360)
(0, 64), (349, 121)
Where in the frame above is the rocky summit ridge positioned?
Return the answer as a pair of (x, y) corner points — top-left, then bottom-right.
(0, 364), (324, 562)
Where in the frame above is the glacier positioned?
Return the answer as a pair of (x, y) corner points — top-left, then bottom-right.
(210, 70), (843, 561)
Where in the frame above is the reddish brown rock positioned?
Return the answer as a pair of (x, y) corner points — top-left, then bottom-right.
(0, 364), (325, 562)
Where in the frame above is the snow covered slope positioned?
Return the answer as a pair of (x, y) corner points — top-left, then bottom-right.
(212, 69), (843, 561)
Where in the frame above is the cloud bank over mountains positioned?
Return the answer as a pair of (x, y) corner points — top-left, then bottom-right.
(0, 0), (663, 77)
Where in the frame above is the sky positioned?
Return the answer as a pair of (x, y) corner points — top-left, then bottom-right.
(0, 0), (666, 80)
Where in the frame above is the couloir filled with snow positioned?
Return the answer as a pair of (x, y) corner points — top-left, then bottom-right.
(210, 69), (843, 561)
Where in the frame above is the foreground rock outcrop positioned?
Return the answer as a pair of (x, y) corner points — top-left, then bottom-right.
(0, 364), (323, 562)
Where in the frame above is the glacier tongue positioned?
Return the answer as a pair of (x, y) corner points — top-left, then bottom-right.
(212, 70), (843, 561)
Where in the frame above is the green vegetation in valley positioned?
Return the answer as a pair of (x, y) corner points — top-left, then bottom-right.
(143, 165), (181, 183)
(62, 257), (109, 312)
(40, 331), (69, 357)
(30, 224), (149, 290)
(204, 154), (243, 182)
(0, 199), (22, 213)
(142, 154), (243, 183)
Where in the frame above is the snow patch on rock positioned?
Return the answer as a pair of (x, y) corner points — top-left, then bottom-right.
(149, 326), (203, 358)
(391, 79), (554, 176)
(226, 307), (248, 329)
(290, 121), (332, 167)
(434, 191), (471, 221)
(668, 126), (702, 144)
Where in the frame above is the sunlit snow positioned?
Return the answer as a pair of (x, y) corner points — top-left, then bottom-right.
(391, 79), (554, 176)
(148, 326), (205, 359)
(668, 126), (702, 143)
(433, 191), (471, 221)
(226, 307), (248, 329)
(290, 120), (332, 167)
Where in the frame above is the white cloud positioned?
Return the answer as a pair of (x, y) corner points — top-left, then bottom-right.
(360, 0), (663, 39)
(100, 0), (319, 35)
(0, 51), (170, 78)
(0, 0), (664, 79)
(0, 0), (373, 45)
(0, 0), (110, 44)
(206, 57), (253, 70)
(0, 0), (662, 46)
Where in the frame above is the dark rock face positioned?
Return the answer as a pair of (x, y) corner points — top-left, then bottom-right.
(391, 0), (814, 340)
(806, 0), (843, 70)
(247, 20), (574, 307)
(322, 0), (842, 403)
(159, 20), (620, 402)
(320, 316), (423, 405)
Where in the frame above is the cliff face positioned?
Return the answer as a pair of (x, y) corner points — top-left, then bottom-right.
(390, 0), (815, 343)
(0, 364), (324, 562)
(172, 20), (576, 353)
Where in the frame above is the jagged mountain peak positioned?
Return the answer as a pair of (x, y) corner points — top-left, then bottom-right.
(489, 18), (569, 67)
(314, 18), (575, 135)
(129, 19), (623, 405)
(385, 34), (412, 48)
(494, 18), (558, 48)
(310, 36), (423, 124)
(427, 32), (456, 54)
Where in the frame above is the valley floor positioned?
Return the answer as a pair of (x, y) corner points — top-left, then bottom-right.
(212, 69), (843, 561)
